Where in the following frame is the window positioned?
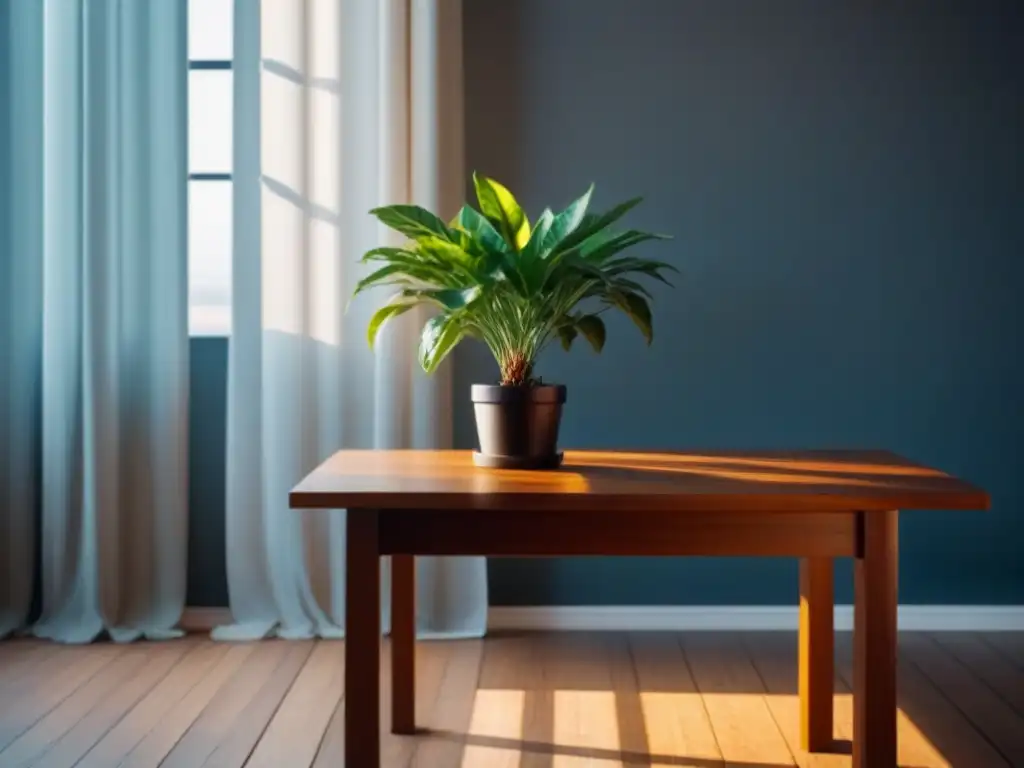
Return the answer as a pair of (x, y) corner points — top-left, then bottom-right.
(188, 0), (233, 335)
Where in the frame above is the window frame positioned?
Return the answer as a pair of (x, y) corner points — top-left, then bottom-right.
(187, 54), (234, 337)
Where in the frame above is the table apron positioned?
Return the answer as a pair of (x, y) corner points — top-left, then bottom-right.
(376, 509), (858, 558)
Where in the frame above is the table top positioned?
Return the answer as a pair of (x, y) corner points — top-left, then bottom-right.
(289, 449), (988, 513)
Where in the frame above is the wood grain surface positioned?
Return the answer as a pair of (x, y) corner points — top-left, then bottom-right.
(290, 449), (988, 512)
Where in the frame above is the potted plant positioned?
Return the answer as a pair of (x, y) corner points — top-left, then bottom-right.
(354, 173), (674, 469)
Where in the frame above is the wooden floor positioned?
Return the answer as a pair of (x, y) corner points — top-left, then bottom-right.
(0, 631), (1022, 767)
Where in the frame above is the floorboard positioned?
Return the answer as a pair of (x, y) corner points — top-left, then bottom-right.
(681, 632), (796, 766)
(901, 632), (1024, 766)
(0, 644), (123, 751)
(0, 631), (1020, 767)
(246, 639), (344, 768)
(0, 642), (61, 692)
(628, 631), (722, 767)
(158, 640), (297, 768)
(410, 639), (484, 768)
(980, 632), (1024, 672)
(931, 632), (1024, 717)
(0, 645), (147, 766)
(743, 631), (850, 768)
(838, 633), (1007, 768)
(119, 643), (254, 768)
(77, 641), (229, 768)
(38, 640), (193, 768)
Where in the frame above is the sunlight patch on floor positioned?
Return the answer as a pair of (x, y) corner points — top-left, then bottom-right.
(460, 688), (951, 768)
(897, 707), (950, 768)
(639, 692), (721, 764)
(552, 690), (621, 766)
(461, 689), (524, 768)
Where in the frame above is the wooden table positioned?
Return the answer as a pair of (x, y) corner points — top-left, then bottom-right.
(290, 449), (987, 767)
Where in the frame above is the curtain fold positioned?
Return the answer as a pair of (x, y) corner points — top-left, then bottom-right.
(0, 0), (189, 643)
(217, 0), (487, 641)
(0, 0), (43, 640)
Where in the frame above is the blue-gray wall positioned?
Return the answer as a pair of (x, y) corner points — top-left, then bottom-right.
(187, 0), (1024, 607)
(188, 338), (228, 607)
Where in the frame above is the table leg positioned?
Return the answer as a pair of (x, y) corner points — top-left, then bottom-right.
(853, 510), (898, 768)
(346, 509), (381, 767)
(391, 554), (416, 734)
(799, 556), (834, 752)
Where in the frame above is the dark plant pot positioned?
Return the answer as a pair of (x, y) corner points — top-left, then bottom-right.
(471, 384), (567, 469)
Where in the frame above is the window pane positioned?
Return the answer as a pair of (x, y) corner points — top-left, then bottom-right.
(189, 0), (233, 60)
(189, 180), (232, 335)
(189, 71), (232, 174)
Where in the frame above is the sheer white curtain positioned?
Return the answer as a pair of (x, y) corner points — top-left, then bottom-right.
(215, 0), (487, 641)
(0, 0), (42, 640)
(0, 1), (190, 643)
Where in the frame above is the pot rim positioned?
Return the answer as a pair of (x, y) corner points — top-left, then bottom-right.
(471, 382), (567, 404)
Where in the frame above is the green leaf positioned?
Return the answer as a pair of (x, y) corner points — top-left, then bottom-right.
(571, 229), (619, 261)
(473, 173), (531, 251)
(519, 208), (555, 291)
(455, 205), (510, 255)
(369, 204), (453, 241)
(602, 255), (677, 272)
(553, 197), (644, 254)
(360, 246), (417, 263)
(456, 206), (529, 296)
(354, 249), (460, 289)
(610, 277), (654, 299)
(367, 298), (417, 349)
(521, 208), (554, 261)
(446, 225), (486, 259)
(414, 236), (486, 285)
(401, 285), (481, 311)
(543, 184), (593, 252)
(610, 291), (653, 345)
(360, 188), (671, 370)
(416, 236), (474, 264)
(586, 196), (644, 230)
(352, 263), (416, 297)
(581, 230), (670, 263)
(557, 323), (578, 351)
(575, 314), (606, 353)
(603, 256), (677, 287)
(418, 314), (464, 373)
(540, 251), (611, 293)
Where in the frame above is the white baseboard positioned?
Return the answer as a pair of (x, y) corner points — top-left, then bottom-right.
(487, 605), (1024, 632)
(181, 605), (1024, 634)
